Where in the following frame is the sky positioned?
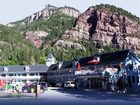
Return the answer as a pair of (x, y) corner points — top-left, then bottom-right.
(0, 0), (140, 25)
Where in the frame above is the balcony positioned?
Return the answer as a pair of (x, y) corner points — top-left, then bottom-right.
(0, 75), (41, 81)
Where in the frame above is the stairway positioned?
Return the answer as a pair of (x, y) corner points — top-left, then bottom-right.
(109, 69), (124, 84)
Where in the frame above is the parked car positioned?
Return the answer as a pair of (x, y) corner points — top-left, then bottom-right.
(64, 81), (75, 88)
(22, 82), (47, 93)
(39, 82), (48, 91)
(55, 82), (63, 87)
(22, 83), (36, 93)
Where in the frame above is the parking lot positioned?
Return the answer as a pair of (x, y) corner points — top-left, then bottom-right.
(0, 87), (140, 105)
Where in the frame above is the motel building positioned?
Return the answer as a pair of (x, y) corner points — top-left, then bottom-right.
(47, 50), (140, 92)
(0, 52), (56, 91)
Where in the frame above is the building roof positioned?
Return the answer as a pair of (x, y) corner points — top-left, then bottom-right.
(0, 65), (48, 74)
(79, 50), (130, 66)
(47, 50), (139, 71)
(48, 64), (58, 71)
(28, 65), (48, 73)
(99, 50), (130, 65)
(60, 60), (73, 69)
(48, 60), (76, 71)
(79, 56), (94, 67)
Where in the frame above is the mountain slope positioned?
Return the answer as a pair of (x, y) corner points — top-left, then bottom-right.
(0, 25), (45, 65)
(1, 4), (140, 65)
(57, 4), (140, 54)
(22, 12), (76, 48)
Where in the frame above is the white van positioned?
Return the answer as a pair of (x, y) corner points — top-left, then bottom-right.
(64, 81), (75, 88)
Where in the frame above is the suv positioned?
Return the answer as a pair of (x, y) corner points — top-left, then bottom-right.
(64, 81), (75, 88)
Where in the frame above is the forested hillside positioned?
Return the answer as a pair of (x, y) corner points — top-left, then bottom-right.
(0, 4), (140, 65)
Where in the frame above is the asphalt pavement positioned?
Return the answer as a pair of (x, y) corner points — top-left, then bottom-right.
(0, 87), (140, 105)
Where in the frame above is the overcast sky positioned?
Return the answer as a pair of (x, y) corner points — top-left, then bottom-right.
(0, 0), (140, 25)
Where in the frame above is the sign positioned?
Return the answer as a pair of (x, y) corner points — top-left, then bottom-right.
(75, 70), (95, 75)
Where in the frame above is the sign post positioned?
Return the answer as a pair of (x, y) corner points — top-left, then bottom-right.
(35, 83), (40, 98)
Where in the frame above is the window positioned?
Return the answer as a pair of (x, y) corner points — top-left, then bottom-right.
(138, 66), (140, 70)
(22, 74), (26, 76)
(30, 73), (34, 76)
(9, 74), (13, 76)
(2, 74), (5, 76)
(128, 64), (133, 70)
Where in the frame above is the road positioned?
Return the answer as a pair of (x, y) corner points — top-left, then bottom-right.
(0, 87), (140, 105)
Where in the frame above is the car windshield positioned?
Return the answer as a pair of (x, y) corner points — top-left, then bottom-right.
(65, 83), (69, 85)
(65, 81), (74, 84)
(40, 83), (46, 86)
(71, 82), (74, 84)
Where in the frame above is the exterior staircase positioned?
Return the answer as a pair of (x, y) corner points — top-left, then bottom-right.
(109, 69), (124, 84)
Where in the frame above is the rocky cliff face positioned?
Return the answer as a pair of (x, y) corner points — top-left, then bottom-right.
(58, 6), (140, 54)
(54, 40), (86, 51)
(6, 4), (140, 54)
(27, 4), (80, 23)
(7, 4), (80, 26)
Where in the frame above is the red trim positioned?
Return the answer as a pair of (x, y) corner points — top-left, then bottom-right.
(77, 63), (81, 71)
(88, 60), (99, 64)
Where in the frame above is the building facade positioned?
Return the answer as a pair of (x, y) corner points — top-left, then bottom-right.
(0, 52), (57, 88)
(0, 65), (48, 82)
(47, 50), (140, 92)
(47, 60), (76, 86)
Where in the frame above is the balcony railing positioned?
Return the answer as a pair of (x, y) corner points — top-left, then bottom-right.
(0, 75), (41, 81)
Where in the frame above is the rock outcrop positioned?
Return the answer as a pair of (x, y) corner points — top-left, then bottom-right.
(7, 4), (80, 26)
(6, 4), (140, 54)
(23, 31), (48, 48)
(59, 6), (140, 53)
(59, 6), (80, 18)
(0, 41), (9, 46)
(27, 4), (80, 23)
(54, 40), (86, 51)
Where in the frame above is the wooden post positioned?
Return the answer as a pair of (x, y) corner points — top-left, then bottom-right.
(89, 79), (91, 89)
(36, 84), (40, 98)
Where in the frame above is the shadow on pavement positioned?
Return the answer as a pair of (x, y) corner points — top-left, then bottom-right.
(50, 87), (140, 102)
